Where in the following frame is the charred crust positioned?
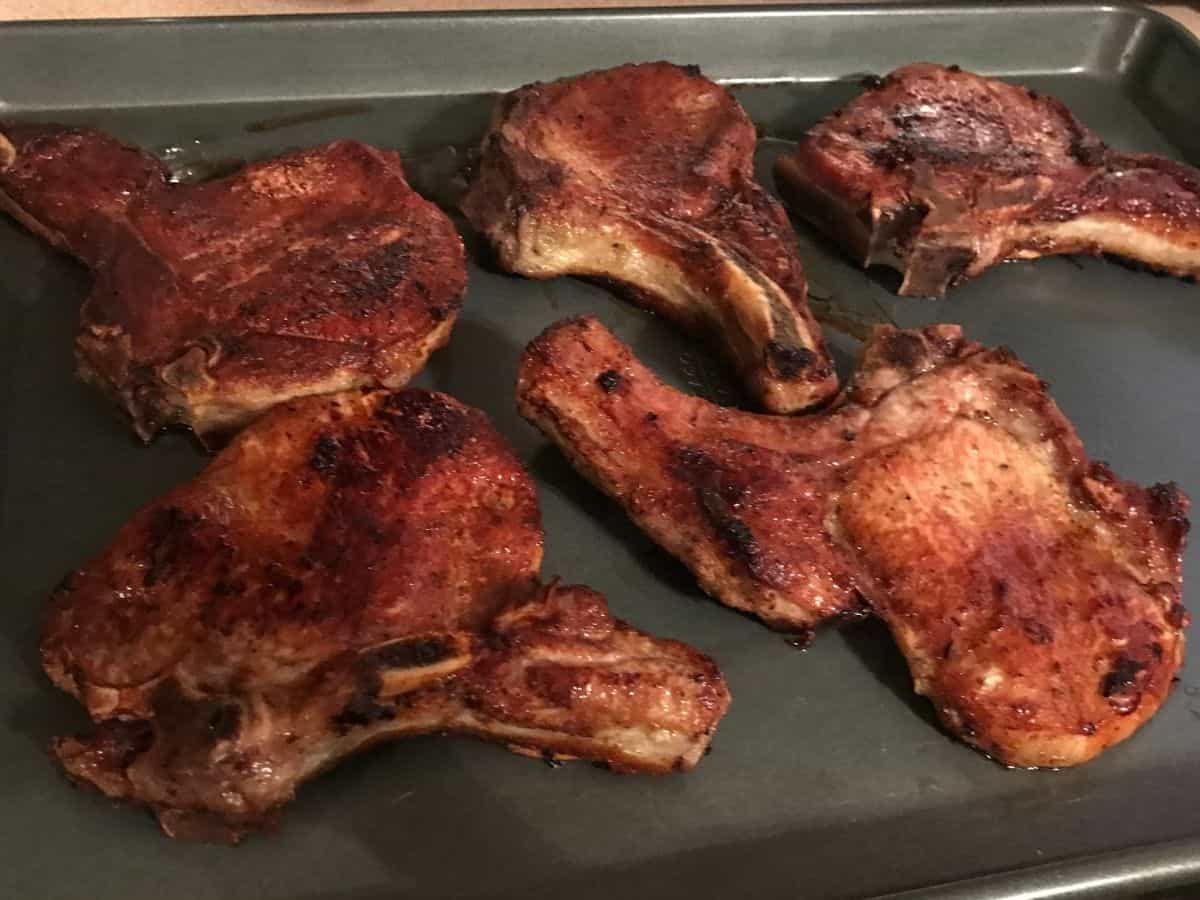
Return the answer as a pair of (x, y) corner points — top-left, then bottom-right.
(866, 143), (914, 170)
(333, 694), (396, 730)
(52, 570), (76, 595)
(207, 704), (241, 740)
(310, 435), (340, 475)
(1167, 603), (1189, 629)
(681, 64), (703, 78)
(596, 369), (622, 393)
(1101, 655), (1146, 715)
(671, 446), (772, 582)
(211, 579), (244, 597)
(1147, 482), (1191, 546)
(860, 73), (886, 90)
(363, 636), (455, 670)
(697, 487), (760, 571)
(1080, 721), (1097, 736)
(1069, 134), (1108, 168)
(879, 330), (927, 370)
(765, 341), (816, 379)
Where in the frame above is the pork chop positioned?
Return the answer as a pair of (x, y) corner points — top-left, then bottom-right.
(42, 389), (730, 841)
(517, 316), (1188, 767)
(462, 62), (837, 414)
(0, 124), (465, 443)
(775, 63), (1200, 297)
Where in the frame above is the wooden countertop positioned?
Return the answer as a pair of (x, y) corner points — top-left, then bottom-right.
(2, 0), (1198, 37)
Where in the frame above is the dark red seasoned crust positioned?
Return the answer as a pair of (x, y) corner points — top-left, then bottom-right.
(775, 63), (1200, 296)
(42, 389), (730, 841)
(0, 125), (465, 443)
(463, 62), (837, 414)
(518, 316), (1188, 767)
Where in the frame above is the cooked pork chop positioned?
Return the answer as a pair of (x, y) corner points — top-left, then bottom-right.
(775, 63), (1200, 297)
(42, 389), (729, 841)
(517, 316), (1188, 767)
(0, 124), (465, 443)
(463, 62), (837, 414)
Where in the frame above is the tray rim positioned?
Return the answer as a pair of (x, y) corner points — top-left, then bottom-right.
(2, 4), (1199, 899)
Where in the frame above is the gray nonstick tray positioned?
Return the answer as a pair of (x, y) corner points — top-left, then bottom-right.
(2, 4), (1199, 898)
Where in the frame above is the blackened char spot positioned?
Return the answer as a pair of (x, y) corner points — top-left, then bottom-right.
(1069, 135), (1108, 168)
(1101, 656), (1146, 715)
(53, 571), (76, 594)
(596, 369), (622, 393)
(334, 693), (396, 730)
(766, 341), (815, 379)
(310, 435), (340, 475)
(207, 704), (241, 740)
(880, 331), (927, 370)
(672, 446), (771, 583)
(867, 143), (915, 170)
(334, 240), (411, 312)
(681, 64), (703, 77)
(366, 637), (454, 670)
(860, 73), (885, 90)
(880, 201), (930, 251)
(1080, 721), (1097, 736)
(697, 486), (760, 571)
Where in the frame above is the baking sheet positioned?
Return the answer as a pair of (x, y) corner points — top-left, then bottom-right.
(2, 5), (1200, 898)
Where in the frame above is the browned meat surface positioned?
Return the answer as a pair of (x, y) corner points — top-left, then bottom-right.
(42, 389), (729, 841)
(775, 63), (1200, 297)
(0, 124), (465, 443)
(463, 62), (837, 414)
(517, 316), (1189, 767)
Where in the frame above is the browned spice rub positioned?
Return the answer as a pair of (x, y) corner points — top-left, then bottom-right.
(0, 124), (465, 443)
(517, 316), (1188, 767)
(775, 63), (1200, 297)
(463, 62), (837, 413)
(42, 389), (730, 841)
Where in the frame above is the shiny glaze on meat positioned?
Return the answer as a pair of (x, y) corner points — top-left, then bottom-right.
(463, 62), (837, 413)
(775, 63), (1200, 296)
(0, 125), (465, 442)
(42, 389), (729, 841)
(517, 316), (1188, 767)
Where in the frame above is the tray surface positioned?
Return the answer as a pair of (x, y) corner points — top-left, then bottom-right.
(2, 5), (1200, 899)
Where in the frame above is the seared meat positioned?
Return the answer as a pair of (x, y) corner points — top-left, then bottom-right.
(462, 62), (837, 414)
(517, 316), (1188, 767)
(0, 124), (465, 443)
(775, 63), (1200, 297)
(42, 389), (729, 841)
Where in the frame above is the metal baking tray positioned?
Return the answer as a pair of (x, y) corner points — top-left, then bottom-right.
(2, 4), (1199, 898)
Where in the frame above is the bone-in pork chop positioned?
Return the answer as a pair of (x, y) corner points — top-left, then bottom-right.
(775, 63), (1200, 297)
(517, 316), (1188, 767)
(462, 62), (837, 414)
(0, 125), (465, 443)
(42, 389), (729, 841)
